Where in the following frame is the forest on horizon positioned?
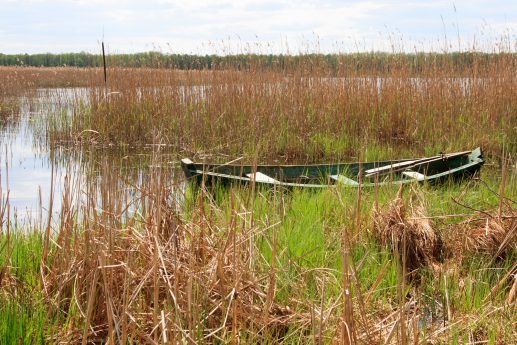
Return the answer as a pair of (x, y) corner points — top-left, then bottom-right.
(1, 51), (515, 73)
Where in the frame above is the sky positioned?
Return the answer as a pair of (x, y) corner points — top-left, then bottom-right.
(1, 0), (516, 54)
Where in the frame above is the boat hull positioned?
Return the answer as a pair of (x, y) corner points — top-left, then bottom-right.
(181, 148), (484, 189)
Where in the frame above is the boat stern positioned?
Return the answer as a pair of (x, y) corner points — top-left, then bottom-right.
(181, 158), (195, 179)
(469, 147), (484, 164)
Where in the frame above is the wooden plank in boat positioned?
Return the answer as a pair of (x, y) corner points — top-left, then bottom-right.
(181, 158), (194, 165)
(364, 159), (419, 175)
(330, 175), (359, 186)
(246, 172), (279, 184)
(364, 150), (470, 178)
(403, 171), (426, 181)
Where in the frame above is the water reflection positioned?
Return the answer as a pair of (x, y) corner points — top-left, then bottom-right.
(0, 88), (183, 228)
(2, 96), (56, 223)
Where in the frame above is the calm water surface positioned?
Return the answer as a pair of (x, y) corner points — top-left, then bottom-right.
(0, 88), (181, 227)
(1, 90), (70, 223)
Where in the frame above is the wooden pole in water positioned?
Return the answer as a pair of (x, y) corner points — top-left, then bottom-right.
(102, 41), (107, 88)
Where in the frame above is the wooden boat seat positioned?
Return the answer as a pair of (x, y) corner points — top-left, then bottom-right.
(246, 172), (279, 184)
(329, 175), (359, 186)
(364, 160), (418, 176)
(402, 170), (426, 181)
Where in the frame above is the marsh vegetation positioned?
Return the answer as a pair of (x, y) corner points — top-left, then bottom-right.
(0, 51), (516, 344)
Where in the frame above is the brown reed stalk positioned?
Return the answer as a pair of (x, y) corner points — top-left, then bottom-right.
(341, 218), (354, 344)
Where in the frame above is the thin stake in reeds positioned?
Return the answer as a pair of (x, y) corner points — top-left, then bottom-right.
(341, 206), (355, 344)
(3, 149), (10, 249)
(102, 41), (107, 92)
(42, 151), (55, 278)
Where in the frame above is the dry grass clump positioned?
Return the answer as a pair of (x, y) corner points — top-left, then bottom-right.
(450, 204), (516, 258)
(0, 266), (19, 298)
(371, 185), (516, 273)
(371, 186), (444, 274)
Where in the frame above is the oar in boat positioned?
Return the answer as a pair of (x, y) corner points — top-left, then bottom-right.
(363, 150), (471, 179)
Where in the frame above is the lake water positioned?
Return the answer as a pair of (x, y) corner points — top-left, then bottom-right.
(1, 90), (68, 225)
(0, 88), (182, 228)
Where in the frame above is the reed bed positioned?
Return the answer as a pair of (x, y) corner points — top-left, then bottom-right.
(31, 54), (517, 163)
(0, 67), (102, 90)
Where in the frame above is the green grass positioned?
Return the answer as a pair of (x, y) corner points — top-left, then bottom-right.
(0, 232), (54, 344)
(0, 299), (48, 344)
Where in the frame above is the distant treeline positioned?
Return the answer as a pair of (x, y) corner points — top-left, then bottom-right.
(0, 51), (515, 73)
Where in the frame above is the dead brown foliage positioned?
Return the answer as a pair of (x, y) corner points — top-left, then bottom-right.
(450, 204), (517, 258)
(371, 186), (444, 275)
(41, 169), (296, 343)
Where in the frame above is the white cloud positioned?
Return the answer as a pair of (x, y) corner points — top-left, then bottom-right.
(0, 0), (516, 53)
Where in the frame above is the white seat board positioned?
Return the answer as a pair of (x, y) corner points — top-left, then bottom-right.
(364, 160), (418, 175)
(330, 175), (359, 186)
(246, 172), (279, 184)
(402, 171), (426, 181)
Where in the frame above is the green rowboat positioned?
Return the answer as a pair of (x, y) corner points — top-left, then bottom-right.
(181, 147), (484, 189)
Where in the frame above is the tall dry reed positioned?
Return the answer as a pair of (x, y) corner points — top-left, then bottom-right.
(38, 53), (517, 163)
